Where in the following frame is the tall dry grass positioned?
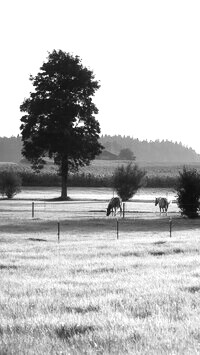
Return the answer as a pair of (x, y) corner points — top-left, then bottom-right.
(1, 215), (200, 354)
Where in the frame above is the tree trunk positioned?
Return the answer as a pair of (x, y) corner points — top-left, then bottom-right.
(60, 158), (69, 200)
(61, 174), (68, 200)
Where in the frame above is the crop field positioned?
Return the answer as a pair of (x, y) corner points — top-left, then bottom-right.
(1, 188), (200, 354)
(2, 160), (200, 178)
(79, 160), (200, 178)
(1, 160), (200, 190)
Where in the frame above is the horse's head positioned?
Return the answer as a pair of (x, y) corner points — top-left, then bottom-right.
(106, 207), (111, 216)
(155, 198), (159, 206)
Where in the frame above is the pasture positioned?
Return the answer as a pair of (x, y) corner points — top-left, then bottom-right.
(1, 188), (200, 354)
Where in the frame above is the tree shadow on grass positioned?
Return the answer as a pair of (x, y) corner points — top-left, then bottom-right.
(27, 238), (47, 242)
(64, 305), (100, 314)
(184, 286), (200, 294)
(0, 264), (17, 270)
(55, 324), (95, 341)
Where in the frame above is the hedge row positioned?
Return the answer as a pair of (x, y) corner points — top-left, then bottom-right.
(0, 170), (178, 188)
(12, 171), (177, 188)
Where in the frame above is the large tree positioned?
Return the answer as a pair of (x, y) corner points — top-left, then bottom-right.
(20, 50), (103, 199)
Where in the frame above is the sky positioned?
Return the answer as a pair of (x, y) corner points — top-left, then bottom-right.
(1, 0), (200, 152)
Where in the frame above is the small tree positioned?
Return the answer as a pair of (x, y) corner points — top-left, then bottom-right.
(176, 167), (200, 218)
(118, 148), (136, 161)
(0, 171), (22, 199)
(113, 163), (146, 201)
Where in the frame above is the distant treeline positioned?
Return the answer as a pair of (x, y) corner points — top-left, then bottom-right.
(0, 135), (199, 163)
(99, 135), (200, 163)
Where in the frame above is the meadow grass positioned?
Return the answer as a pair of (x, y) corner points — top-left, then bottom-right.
(1, 212), (200, 354)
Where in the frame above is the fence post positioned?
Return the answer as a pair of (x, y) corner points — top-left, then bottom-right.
(116, 218), (119, 239)
(58, 222), (60, 243)
(123, 203), (125, 218)
(32, 202), (34, 218)
(169, 217), (172, 238)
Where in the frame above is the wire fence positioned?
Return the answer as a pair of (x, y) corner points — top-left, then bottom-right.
(2, 198), (200, 243)
(0, 199), (180, 221)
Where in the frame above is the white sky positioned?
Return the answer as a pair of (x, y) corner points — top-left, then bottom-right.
(1, 0), (200, 152)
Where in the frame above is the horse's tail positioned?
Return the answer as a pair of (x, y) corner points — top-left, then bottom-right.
(155, 197), (169, 212)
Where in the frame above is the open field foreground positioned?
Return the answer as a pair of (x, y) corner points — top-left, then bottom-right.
(1, 191), (200, 354)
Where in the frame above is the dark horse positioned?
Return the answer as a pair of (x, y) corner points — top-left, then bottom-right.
(155, 197), (169, 213)
(106, 197), (122, 216)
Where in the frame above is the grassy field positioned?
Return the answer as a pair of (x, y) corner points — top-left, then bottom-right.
(1, 192), (200, 354)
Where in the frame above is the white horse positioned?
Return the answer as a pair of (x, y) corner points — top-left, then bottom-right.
(155, 197), (169, 213)
(106, 197), (122, 216)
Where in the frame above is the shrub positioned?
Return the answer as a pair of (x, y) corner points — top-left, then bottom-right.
(113, 163), (146, 201)
(176, 167), (200, 218)
(0, 171), (22, 199)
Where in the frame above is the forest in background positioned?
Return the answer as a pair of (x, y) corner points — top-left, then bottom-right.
(99, 135), (200, 163)
(0, 135), (200, 163)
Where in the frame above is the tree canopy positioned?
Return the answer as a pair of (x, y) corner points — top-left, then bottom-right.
(118, 148), (136, 160)
(20, 50), (103, 199)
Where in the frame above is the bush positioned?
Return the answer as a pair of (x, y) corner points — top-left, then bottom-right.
(176, 167), (200, 218)
(113, 163), (146, 201)
(0, 171), (22, 199)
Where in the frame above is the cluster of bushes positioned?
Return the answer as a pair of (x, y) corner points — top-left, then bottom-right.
(19, 170), (61, 186)
(17, 171), (113, 187)
(68, 173), (114, 187)
(19, 171), (179, 188)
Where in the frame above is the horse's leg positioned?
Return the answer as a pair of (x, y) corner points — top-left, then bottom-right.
(117, 207), (121, 217)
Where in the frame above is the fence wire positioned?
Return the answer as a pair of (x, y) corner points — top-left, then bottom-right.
(0, 199), (180, 221)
